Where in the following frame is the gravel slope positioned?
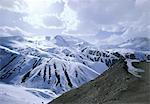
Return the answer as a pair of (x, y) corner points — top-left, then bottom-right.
(48, 60), (150, 104)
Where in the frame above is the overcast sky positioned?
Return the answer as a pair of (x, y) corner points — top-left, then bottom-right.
(0, 0), (150, 45)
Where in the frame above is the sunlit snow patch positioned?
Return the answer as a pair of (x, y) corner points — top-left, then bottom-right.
(0, 83), (58, 104)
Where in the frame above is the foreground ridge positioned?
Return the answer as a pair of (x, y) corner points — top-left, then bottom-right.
(49, 60), (150, 104)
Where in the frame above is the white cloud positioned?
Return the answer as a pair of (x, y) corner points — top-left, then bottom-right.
(60, 3), (79, 31)
(0, 0), (26, 13)
(0, 0), (67, 36)
(21, 0), (80, 34)
(22, 0), (65, 29)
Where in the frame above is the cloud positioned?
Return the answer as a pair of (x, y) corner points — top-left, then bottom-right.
(99, 16), (150, 45)
(43, 16), (64, 27)
(0, 0), (149, 45)
(0, 0), (66, 36)
(0, 0), (26, 13)
(60, 2), (79, 32)
(0, 26), (32, 37)
(48, 1), (65, 15)
(22, 0), (66, 29)
(63, 0), (150, 44)
(66, 0), (138, 33)
(0, 0), (80, 37)
(0, 9), (26, 27)
(68, 0), (137, 24)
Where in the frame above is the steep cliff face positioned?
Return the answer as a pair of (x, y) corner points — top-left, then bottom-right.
(49, 61), (150, 104)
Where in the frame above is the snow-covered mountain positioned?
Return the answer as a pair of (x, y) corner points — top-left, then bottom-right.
(0, 35), (117, 93)
(0, 35), (150, 103)
(100, 37), (150, 51)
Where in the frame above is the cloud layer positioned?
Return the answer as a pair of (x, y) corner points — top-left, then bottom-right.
(0, 0), (149, 44)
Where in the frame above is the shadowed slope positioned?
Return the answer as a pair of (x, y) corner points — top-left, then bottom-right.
(49, 60), (150, 104)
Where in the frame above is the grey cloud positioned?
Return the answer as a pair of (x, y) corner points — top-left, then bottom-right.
(68, 0), (138, 24)
(65, 21), (98, 35)
(43, 16), (64, 27)
(0, 9), (26, 27)
(0, 9), (37, 34)
(49, 1), (65, 15)
(65, 0), (150, 44)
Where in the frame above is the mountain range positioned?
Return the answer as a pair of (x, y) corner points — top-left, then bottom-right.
(0, 35), (149, 104)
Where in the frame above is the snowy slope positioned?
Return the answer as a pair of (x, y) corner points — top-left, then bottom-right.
(0, 83), (57, 104)
(0, 35), (149, 81)
(0, 35), (150, 103)
(0, 46), (100, 94)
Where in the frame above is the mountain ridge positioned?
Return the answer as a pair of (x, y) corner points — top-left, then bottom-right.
(49, 60), (150, 104)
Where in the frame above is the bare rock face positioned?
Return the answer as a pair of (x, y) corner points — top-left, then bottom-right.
(49, 60), (150, 104)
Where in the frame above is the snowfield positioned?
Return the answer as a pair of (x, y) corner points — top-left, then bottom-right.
(0, 83), (58, 104)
